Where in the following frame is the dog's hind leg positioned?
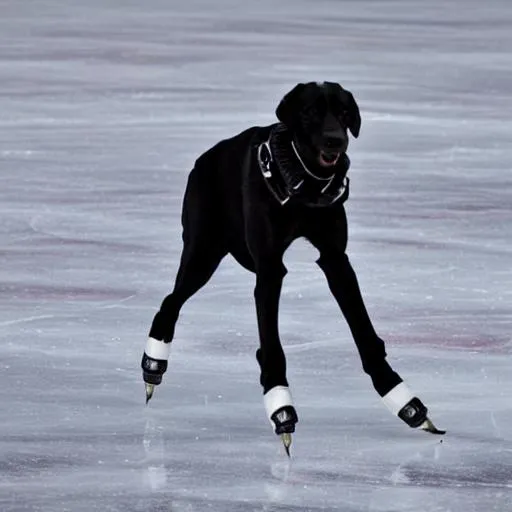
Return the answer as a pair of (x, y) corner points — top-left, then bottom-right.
(142, 167), (227, 401)
(149, 240), (226, 341)
(142, 240), (226, 402)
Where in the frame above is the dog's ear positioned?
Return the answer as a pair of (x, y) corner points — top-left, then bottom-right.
(345, 90), (361, 138)
(329, 83), (361, 138)
(275, 83), (307, 127)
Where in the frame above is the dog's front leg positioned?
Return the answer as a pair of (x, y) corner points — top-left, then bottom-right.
(254, 263), (288, 393)
(253, 261), (298, 453)
(317, 251), (401, 395)
(317, 251), (445, 434)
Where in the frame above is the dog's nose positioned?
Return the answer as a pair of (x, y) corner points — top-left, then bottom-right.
(323, 136), (345, 151)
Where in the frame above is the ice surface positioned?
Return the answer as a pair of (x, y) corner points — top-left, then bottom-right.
(1, 0), (511, 510)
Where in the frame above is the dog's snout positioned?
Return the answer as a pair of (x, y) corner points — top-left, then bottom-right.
(324, 136), (344, 150)
(321, 120), (346, 151)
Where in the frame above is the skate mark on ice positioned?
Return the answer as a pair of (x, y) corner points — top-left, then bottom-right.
(0, 314), (57, 327)
(97, 293), (138, 309)
(388, 331), (511, 354)
(270, 451), (292, 482)
(389, 441), (444, 486)
(284, 339), (336, 353)
(1, 282), (136, 303)
(142, 411), (168, 491)
(0, 293), (137, 342)
(490, 411), (502, 439)
(0, 452), (79, 477)
(368, 440), (445, 512)
(370, 436), (512, 511)
(27, 213), (147, 253)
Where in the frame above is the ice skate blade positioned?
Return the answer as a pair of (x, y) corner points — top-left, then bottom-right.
(420, 418), (446, 435)
(145, 383), (155, 405)
(281, 433), (292, 457)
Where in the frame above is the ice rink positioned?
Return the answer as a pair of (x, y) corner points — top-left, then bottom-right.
(1, 1), (511, 510)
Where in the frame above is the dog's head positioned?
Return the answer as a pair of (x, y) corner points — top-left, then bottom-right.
(276, 82), (361, 176)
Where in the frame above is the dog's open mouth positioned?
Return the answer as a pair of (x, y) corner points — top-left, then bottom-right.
(318, 151), (341, 167)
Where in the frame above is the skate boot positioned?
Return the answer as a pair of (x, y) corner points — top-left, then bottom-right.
(382, 382), (445, 435)
(141, 338), (171, 404)
(264, 386), (298, 456)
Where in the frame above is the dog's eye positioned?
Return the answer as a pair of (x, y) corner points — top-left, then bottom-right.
(299, 107), (319, 129)
(304, 106), (319, 119)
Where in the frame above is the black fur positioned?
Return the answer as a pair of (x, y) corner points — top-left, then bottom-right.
(148, 82), (402, 397)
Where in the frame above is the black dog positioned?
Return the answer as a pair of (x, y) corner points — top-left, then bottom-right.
(141, 82), (443, 450)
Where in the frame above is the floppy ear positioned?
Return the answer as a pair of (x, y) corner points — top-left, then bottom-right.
(345, 90), (361, 138)
(275, 83), (306, 127)
(329, 82), (361, 138)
